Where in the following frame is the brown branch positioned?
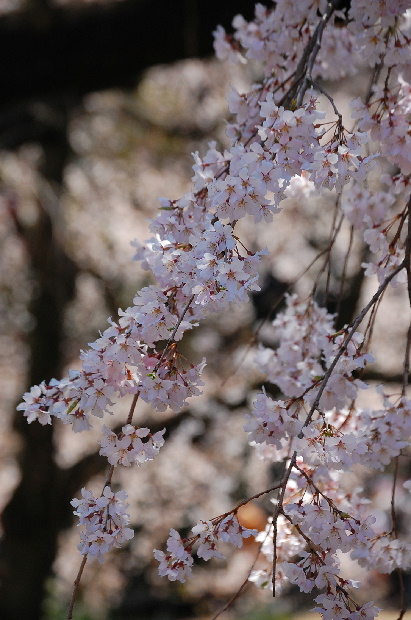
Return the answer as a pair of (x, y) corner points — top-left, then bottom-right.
(154, 295), (195, 373)
(280, 508), (324, 557)
(391, 455), (407, 620)
(220, 231), (346, 388)
(210, 482), (283, 526)
(66, 390), (142, 617)
(309, 77), (343, 124)
(66, 555), (87, 620)
(304, 261), (405, 429)
(336, 225), (354, 323)
(405, 197), (411, 307)
(271, 457), (295, 595)
(268, 261), (406, 596)
(281, 0), (342, 108)
(402, 319), (411, 398)
(210, 530), (270, 620)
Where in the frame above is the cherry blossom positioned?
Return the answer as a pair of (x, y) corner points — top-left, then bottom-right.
(153, 529), (194, 583)
(71, 486), (134, 563)
(17, 1), (411, 618)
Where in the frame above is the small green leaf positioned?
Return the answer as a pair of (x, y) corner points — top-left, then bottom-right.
(67, 399), (80, 414)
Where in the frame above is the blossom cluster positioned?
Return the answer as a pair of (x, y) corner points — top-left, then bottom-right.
(255, 294), (372, 408)
(154, 515), (257, 583)
(245, 294), (411, 613)
(71, 487), (134, 563)
(212, 1), (411, 618)
(99, 424), (165, 467)
(214, 0), (357, 81)
(17, 0), (411, 617)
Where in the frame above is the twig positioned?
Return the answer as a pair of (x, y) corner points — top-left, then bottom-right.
(391, 458), (400, 539)
(362, 287), (382, 352)
(210, 575), (250, 620)
(312, 204), (344, 300)
(67, 390), (141, 618)
(101, 392), (140, 490)
(66, 555), (88, 620)
(391, 455), (407, 620)
(220, 230), (344, 389)
(304, 261), (405, 429)
(282, 0), (341, 108)
(154, 295), (195, 373)
(309, 77), (343, 126)
(405, 197), (411, 307)
(394, 252), (411, 619)
(336, 225), (354, 322)
(402, 322), (411, 397)
(210, 527), (271, 620)
(280, 508), (324, 557)
(364, 59), (384, 105)
(294, 463), (346, 519)
(271, 457), (295, 595)
(269, 261), (405, 596)
(272, 501), (279, 597)
(212, 482), (284, 525)
(126, 391), (140, 424)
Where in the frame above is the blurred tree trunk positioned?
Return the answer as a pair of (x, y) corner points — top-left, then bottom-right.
(0, 112), (78, 619)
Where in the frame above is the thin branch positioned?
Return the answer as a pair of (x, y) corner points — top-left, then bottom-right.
(362, 287), (382, 352)
(271, 457), (295, 594)
(272, 501), (279, 597)
(280, 508), (324, 557)
(336, 225), (354, 322)
(394, 288), (411, 620)
(102, 392), (140, 490)
(364, 60), (384, 105)
(126, 391), (140, 425)
(281, 0), (341, 108)
(402, 321), (411, 397)
(154, 295), (194, 373)
(405, 197), (411, 307)
(66, 555), (88, 620)
(391, 455), (407, 620)
(210, 527), (271, 620)
(294, 463), (346, 519)
(269, 261), (405, 596)
(304, 261), (405, 429)
(212, 482), (284, 525)
(312, 205), (344, 300)
(220, 229), (344, 389)
(66, 389), (142, 618)
(309, 77), (343, 124)
(210, 575), (250, 620)
(326, 204), (341, 302)
(103, 464), (115, 490)
(391, 458), (400, 538)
